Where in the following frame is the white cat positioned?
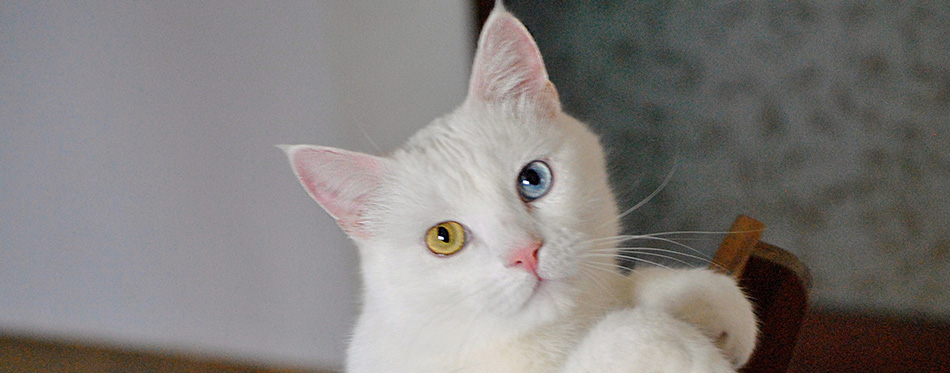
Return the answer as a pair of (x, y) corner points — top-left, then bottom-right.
(282, 3), (756, 372)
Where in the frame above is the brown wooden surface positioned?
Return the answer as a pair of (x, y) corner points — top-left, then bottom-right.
(712, 215), (765, 278)
(790, 309), (950, 373)
(0, 333), (329, 373)
(713, 215), (811, 373)
(737, 242), (810, 373)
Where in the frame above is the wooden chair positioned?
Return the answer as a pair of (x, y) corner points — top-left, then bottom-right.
(712, 215), (811, 373)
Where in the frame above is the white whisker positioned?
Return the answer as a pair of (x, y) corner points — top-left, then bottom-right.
(617, 247), (719, 268)
(581, 261), (628, 279)
(613, 250), (696, 268)
(627, 236), (709, 259)
(641, 229), (765, 237)
(577, 262), (614, 292)
(586, 250), (690, 268)
(584, 252), (672, 270)
(588, 235), (713, 263)
(612, 162), (678, 225)
(585, 228), (764, 247)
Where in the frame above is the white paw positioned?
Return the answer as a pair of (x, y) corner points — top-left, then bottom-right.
(630, 268), (758, 368)
(563, 308), (734, 373)
(697, 287), (757, 368)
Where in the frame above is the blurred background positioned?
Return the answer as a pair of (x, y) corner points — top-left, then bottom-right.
(1, 0), (947, 371)
(1, 1), (469, 370)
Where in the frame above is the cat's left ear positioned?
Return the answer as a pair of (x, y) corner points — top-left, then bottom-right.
(280, 144), (385, 239)
(467, 6), (561, 117)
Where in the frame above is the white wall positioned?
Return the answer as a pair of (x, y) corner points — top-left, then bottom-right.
(0, 1), (470, 368)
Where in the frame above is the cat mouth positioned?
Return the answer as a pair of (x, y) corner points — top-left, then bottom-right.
(531, 276), (544, 293)
(520, 276), (549, 308)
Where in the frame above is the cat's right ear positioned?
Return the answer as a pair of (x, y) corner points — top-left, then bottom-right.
(279, 145), (385, 239)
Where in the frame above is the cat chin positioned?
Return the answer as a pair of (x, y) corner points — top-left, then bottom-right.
(508, 277), (578, 325)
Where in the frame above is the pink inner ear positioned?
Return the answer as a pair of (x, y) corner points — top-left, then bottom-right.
(293, 149), (351, 218)
(471, 14), (546, 98)
(468, 9), (560, 115)
(289, 146), (383, 238)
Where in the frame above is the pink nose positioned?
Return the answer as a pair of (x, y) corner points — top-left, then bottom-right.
(508, 241), (542, 277)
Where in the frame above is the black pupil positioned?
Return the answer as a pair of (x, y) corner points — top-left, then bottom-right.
(522, 168), (541, 186)
(437, 226), (450, 243)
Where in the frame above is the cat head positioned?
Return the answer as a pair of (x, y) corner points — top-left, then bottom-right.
(283, 5), (619, 336)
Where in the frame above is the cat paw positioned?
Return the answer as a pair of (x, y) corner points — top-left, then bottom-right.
(563, 308), (734, 373)
(703, 294), (757, 368)
(630, 268), (758, 368)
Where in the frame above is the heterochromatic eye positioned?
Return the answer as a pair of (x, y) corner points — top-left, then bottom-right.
(425, 221), (466, 256)
(517, 160), (553, 202)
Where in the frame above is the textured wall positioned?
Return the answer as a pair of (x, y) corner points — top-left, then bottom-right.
(505, 0), (948, 317)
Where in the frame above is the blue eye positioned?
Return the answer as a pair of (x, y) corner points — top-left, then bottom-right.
(517, 160), (553, 202)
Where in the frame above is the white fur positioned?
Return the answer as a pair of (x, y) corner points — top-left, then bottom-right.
(283, 4), (756, 372)
(562, 308), (733, 373)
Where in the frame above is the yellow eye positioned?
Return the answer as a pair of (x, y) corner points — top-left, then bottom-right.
(426, 221), (466, 256)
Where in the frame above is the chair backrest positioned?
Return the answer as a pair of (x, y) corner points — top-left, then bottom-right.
(712, 215), (811, 373)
